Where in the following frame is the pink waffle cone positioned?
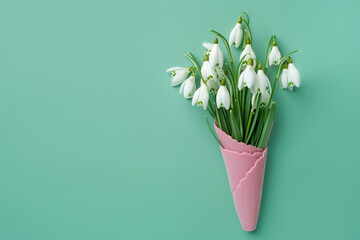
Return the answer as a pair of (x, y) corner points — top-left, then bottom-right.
(214, 122), (268, 232)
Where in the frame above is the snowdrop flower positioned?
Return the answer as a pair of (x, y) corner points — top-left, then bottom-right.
(268, 40), (281, 66)
(209, 38), (224, 69)
(279, 58), (301, 90)
(229, 17), (243, 48)
(201, 55), (216, 82)
(202, 42), (213, 56)
(256, 65), (272, 94)
(201, 55), (219, 92)
(287, 57), (301, 90)
(238, 59), (257, 92)
(216, 80), (230, 110)
(192, 81), (209, 110)
(207, 79), (219, 93)
(179, 75), (196, 99)
(239, 38), (256, 67)
(251, 91), (271, 108)
(279, 63), (288, 89)
(166, 67), (190, 86)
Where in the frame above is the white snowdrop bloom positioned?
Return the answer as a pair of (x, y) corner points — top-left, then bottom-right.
(201, 55), (216, 81)
(287, 58), (301, 90)
(166, 67), (190, 86)
(207, 79), (219, 93)
(239, 39), (256, 67)
(179, 75), (196, 99)
(238, 59), (257, 91)
(216, 80), (230, 110)
(251, 91), (271, 108)
(209, 38), (224, 69)
(229, 17), (243, 48)
(268, 41), (281, 66)
(192, 82), (209, 110)
(257, 67), (272, 94)
(280, 64), (288, 89)
(202, 42), (213, 56)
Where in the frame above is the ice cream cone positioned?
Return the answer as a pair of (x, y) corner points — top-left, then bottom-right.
(214, 122), (268, 232)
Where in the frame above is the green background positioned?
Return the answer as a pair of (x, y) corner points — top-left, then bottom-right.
(0, 0), (359, 239)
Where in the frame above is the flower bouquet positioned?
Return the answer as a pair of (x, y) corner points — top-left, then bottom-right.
(166, 12), (301, 231)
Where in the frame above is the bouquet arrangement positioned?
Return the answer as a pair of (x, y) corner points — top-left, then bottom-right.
(166, 12), (301, 231)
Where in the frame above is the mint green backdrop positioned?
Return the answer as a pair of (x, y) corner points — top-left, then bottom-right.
(0, 0), (359, 239)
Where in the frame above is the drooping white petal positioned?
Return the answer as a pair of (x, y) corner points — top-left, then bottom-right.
(268, 46), (281, 66)
(198, 84), (209, 110)
(202, 42), (213, 50)
(167, 67), (190, 86)
(234, 24), (243, 48)
(251, 91), (271, 108)
(240, 44), (256, 67)
(238, 70), (245, 91)
(209, 43), (224, 69)
(201, 61), (215, 82)
(207, 79), (219, 93)
(216, 85), (230, 110)
(183, 76), (196, 99)
(250, 75), (259, 95)
(166, 67), (186, 73)
(257, 69), (272, 93)
(243, 65), (256, 88)
(260, 91), (271, 107)
(229, 23), (242, 48)
(280, 68), (288, 89)
(192, 88), (200, 106)
(229, 26), (236, 47)
(288, 63), (301, 88)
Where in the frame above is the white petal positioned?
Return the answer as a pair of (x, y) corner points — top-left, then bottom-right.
(192, 88), (200, 106)
(251, 94), (256, 107)
(207, 79), (219, 92)
(199, 85), (209, 110)
(222, 87), (230, 110)
(202, 42), (213, 50)
(209, 44), (223, 69)
(280, 69), (288, 89)
(240, 44), (256, 67)
(269, 46), (281, 66)
(179, 79), (186, 95)
(171, 69), (189, 86)
(238, 71), (245, 91)
(257, 70), (271, 93)
(260, 91), (271, 107)
(229, 25), (237, 46)
(201, 61), (215, 81)
(166, 67), (186, 72)
(183, 76), (196, 99)
(235, 24), (243, 48)
(288, 63), (301, 87)
(244, 66), (256, 88)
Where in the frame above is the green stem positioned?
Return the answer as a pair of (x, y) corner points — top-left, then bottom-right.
(244, 110), (254, 141)
(185, 53), (205, 84)
(264, 35), (275, 75)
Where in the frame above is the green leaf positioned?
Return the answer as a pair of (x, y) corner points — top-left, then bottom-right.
(245, 93), (261, 144)
(257, 102), (276, 149)
(229, 110), (239, 141)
